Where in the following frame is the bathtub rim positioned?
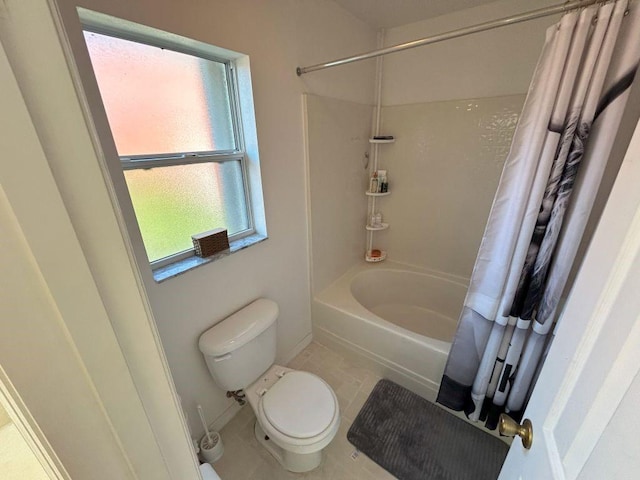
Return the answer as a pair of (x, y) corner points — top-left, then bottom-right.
(314, 260), (468, 352)
(312, 262), (509, 443)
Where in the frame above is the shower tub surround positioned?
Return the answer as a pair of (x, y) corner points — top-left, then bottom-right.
(375, 94), (524, 278)
(312, 261), (467, 401)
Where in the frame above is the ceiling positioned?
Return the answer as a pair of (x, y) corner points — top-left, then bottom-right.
(332, 0), (503, 29)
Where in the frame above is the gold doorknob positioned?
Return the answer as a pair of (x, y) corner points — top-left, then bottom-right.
(498, 414), (533, 449)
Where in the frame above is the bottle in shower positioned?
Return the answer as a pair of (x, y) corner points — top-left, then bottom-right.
(379, 170), (388, 193)
(370, 171), (379, 193)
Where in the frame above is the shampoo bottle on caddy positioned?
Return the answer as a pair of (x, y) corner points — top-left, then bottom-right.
(370, 171), (379, 193)
(378, 170), (388, 193)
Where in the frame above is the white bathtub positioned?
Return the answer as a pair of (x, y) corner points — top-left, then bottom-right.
(312, 261), (468, 401)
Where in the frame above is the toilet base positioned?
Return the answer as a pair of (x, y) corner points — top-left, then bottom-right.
(254, 421), (322, 473)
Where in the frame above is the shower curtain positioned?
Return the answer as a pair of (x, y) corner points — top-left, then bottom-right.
(437, 0), (640, 429)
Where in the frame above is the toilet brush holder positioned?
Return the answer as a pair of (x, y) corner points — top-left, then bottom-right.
(200, 431), (224, 463)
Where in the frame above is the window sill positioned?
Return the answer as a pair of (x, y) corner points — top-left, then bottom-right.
(152, 234), (267, 283)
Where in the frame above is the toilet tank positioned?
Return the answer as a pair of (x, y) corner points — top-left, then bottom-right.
(198, 298), (278, 392)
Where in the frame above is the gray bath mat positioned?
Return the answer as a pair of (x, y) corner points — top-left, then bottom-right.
(347, 380), (508, 480)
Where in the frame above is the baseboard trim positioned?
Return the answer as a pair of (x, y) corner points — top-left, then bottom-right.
(281, 332), (313, 365)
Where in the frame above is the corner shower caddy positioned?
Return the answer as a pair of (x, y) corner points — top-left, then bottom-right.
(365, 136), (394, 263)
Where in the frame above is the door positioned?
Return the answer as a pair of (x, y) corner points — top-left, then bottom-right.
(498, 111), (640, 478)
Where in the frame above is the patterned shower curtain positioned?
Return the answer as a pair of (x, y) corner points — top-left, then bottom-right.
(437, 0), (640, 430)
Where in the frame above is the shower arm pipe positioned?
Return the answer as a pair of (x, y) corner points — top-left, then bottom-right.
(296, 0), (600, 76)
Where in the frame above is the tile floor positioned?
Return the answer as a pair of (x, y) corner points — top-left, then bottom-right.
(211, 341), (397, 479)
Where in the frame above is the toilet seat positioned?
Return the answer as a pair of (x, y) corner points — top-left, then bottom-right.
(255, 369), (340, 454)
(262, 371), (336, 439)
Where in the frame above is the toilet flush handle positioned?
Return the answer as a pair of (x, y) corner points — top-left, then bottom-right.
(213, 353), (231, 362)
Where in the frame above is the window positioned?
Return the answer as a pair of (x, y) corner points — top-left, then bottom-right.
(83, 30), (255, 266)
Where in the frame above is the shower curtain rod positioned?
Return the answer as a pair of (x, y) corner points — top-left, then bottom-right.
(296, 0), (601, 76)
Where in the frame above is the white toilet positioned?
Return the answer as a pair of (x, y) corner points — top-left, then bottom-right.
(198, 298), (340, 473)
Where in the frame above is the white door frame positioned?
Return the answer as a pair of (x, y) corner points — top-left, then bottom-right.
(0, 367), (70, 480)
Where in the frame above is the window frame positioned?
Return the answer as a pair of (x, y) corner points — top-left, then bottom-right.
(82, 26), (256, 269)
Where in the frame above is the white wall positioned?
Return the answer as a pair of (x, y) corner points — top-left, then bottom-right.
(378, 95), (523, 278)
(382, 0), (559, 106)
(44, 0), (377, 436)
(306, 94), (373, 292)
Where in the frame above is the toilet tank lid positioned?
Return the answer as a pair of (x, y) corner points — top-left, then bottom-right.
(199, 298), (279, 357)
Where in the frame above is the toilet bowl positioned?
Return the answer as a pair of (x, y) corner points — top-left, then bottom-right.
(198, 298), (340, 472)
(246, 365), (339, 472)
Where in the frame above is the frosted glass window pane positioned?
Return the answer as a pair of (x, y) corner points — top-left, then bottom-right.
(124, 161), (249, 262)
(84, 31), (235, 156)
